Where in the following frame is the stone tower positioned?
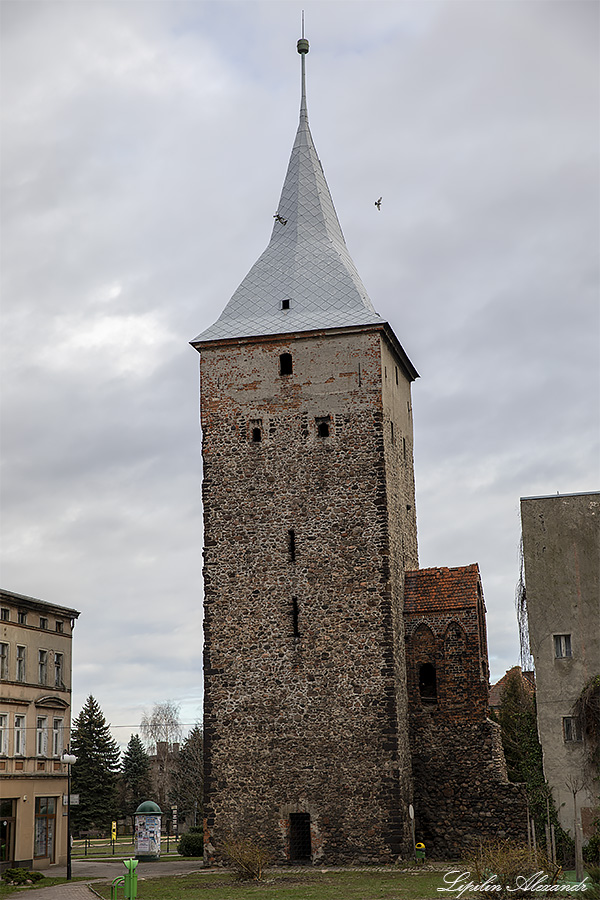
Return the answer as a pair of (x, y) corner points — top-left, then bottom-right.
(192, 37), (419, 864)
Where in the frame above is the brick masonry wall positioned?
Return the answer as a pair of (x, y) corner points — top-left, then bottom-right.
(199, 327), (419, 864)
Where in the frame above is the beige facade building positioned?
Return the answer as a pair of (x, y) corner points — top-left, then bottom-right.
(0, 588), (80, 871)
(521, 492), (600, 841)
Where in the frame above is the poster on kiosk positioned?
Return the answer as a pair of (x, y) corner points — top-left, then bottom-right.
(134, 801), (162, 860)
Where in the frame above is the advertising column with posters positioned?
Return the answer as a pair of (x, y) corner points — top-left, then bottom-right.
(134, 801), (162, 860)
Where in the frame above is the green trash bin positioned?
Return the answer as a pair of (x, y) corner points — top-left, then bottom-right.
(123, 858), (138, 899)
(415, 842), (426, 863)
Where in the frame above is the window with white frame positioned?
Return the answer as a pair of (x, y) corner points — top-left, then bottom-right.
(554, 634), (572, 658)
(0, 714), (7, 755)
(52, 718), (64, 757)
(36, 716), (48, 756)
(16, 645), (26, 682)
(0, 643), (8, 680)
(54, 653), (63, 688)
(563, 716), (582, 743)
(17, 610), (27, 625)
(0, 607), (9, 621)
(38, 649), (48, 685)
(14, 715), (26, 756)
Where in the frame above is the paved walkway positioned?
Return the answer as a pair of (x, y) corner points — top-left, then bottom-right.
(9, 885), (98, 899)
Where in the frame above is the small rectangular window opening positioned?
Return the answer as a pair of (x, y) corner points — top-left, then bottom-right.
(40, 617), (48, 630)
(280, 353), (293, 375)
(563, 716), (582, 742)
(250, 418), (262, 442)
(292, 597), (300, 639)
(0, 608), (8, 621)
(55, 621), (64, 633)
(316, 415), (330, 437)
(554, 634), (572, 659)
(280, 298), (291, 310)
(18, 611), (27, 625)
(288, 529), (296, 562)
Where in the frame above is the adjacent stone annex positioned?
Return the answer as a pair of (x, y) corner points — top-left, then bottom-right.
(192, 36), (526, 864)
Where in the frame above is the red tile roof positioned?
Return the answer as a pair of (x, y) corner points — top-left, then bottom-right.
(489, 666), (535, 710)
(404, 564), (481, 614)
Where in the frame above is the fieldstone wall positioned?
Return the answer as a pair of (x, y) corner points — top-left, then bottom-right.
(200, 327), (418, 865)
(409, 714), (528, 857)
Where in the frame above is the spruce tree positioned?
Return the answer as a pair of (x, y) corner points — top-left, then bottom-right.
(170, 724), (203, 825)
(70, 695), (121, 833)
(121, 733), (152, 819)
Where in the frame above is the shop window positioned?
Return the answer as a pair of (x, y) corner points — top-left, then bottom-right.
(34, 797), (56, 861)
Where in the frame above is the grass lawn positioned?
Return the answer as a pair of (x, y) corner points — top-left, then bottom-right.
(91, 867), (447, 900)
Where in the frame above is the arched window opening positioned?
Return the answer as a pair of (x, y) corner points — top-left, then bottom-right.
(280, 353), (293, 376)
(316, 415), (330, 437)
(418, 662), (437, 704)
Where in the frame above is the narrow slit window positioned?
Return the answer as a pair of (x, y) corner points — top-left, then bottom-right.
(280, 353), (293, 376)
(391, 422), (394, 444)
(288, 529), (296, 562)
(395, 366), (398, 385)
(292, 597), (300, 639)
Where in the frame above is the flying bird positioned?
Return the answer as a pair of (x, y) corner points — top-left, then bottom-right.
(274, 213), (287, 225)
(375, 197), (382, 211)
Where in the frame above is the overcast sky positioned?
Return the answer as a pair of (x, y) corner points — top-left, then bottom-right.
(1, 0), (598, 750)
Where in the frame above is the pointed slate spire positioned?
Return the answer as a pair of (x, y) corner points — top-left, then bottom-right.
(192, 36), (386, 345)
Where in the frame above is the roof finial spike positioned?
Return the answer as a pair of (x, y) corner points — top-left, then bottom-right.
(297, 15), (309, 120)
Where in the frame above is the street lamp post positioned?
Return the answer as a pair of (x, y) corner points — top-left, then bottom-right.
(61, 752), (77, 880)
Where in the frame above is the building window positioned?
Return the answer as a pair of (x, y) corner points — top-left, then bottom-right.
(55, 620), (64, 633)
(0, 643), (8, 680)
(39, 617), (48, 630)
(52, 718), (64, 757)
(34, 797), (56, 860)
(289, 813), (311, 861)
(16, 645), (26, 682)
(280, 298), (291, 310)
(554, 634), (572, 658)
(563, 717), (582, 743)
(0, 715), (7, 755)
(418, 663), (438, 703)
(395, 366), (398, 385)
(0, 608), (9, 621)
(288, 529), (296, 562)
(391, 422), (395, 444)
(36, 717), (48, 756)
(38, 650), (48, 685)
(316, 415), (330, 437)
(14, 716), (26, 756)
(279, 353), (293, 376)
(54, 653), (64, 688)
(17, 610), (27, 625)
